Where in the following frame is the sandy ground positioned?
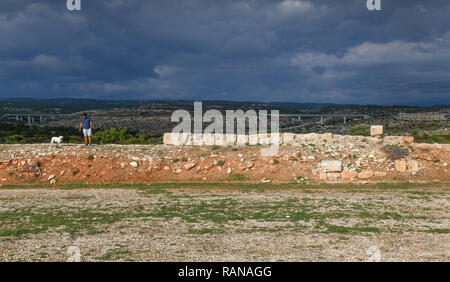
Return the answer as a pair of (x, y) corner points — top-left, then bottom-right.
(0, 185), (448, 262)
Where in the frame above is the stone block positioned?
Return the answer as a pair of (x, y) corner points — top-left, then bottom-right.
(258, 134), (272, 145)
(236, 134), (248, 146)
(407, 160), (419, 172)
(395, 159), (407, 172)
(248, 134), (258, 145)
(358, 171), (374, 179)
(374, 171), (387, 178)
(319, 160), (343, 172)
(327, 172), (341, 179)
(214, 134), (225, 146)
(192, 134), (204, 146)
(370, 125), (383, 137)
(179, 133), (193, 145)
(202, 134), (215, 146)
(163, 133), (183, 145)
(341, 171), (358, 179)
(163, 133), (176, 145)
(224, 134), (236, 146)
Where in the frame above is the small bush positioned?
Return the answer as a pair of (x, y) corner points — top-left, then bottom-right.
(411, 131), (450, 144)
(216, 160), (225, 166)
(382, 145), (409, 160)
(348, 124), (370, 136)
(6, 135), (26, 144)
(91, 127), (162, 145)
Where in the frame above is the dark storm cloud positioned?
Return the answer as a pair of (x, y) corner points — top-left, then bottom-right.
(0, 0), (449, 105)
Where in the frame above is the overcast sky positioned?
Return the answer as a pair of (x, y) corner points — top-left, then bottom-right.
(1, 0), (449, 105)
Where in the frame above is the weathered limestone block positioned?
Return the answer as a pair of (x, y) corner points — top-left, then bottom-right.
(163, 133), (181, 145)
(407, 160), (419, 172)
(374, 171), (387, 178)
(395, 159), (407, 172)
(258, 134), (272, 145)
(236, 134), (249, 146)
(179, 133), (193, 145)
(184, 163), (196, 170)
(270, 133), (281, 146)
(248, 134), (258, 145)
(192, 134), (204, 146)
(327, 172), (341, 179)
(358, 171), (374, 179)
(319, 160), (343, 172)
(214, 134), (225, 146)
(163, 133), (174, 145)
(224, 134), (236, 146)
(341, 171), (358, 179)
(370, 125), (383, 137)
(203, 134), (216, 146)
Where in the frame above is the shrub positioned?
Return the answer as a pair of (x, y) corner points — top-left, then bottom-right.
(92, 127), (133, 144)
(91, 127), (162, 145)
(411, 131), (450, 144)
(6, 135), (26, 144)
(382, 145), (409, 160)
(347, 124), (370, 136)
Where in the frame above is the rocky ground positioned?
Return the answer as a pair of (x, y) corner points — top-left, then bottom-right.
(0, 137), (449, 262)
(0, 134), (449, 185)
(0, 185), (448, 262)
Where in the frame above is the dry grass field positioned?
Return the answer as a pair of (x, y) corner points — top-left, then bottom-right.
(0, 183), (448, 262)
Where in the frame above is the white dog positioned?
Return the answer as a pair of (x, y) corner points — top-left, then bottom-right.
(51, 136), (64, 146)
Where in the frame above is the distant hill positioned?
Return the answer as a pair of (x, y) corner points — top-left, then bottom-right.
(0, 98), (448, 115)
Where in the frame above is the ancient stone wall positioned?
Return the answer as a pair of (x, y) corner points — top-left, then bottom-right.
(163, 132), (415, 146)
